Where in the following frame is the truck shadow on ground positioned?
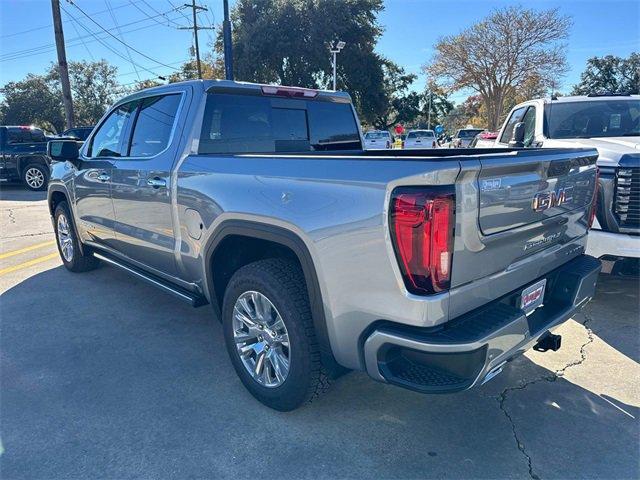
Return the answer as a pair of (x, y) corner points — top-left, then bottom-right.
(0, 185), (46, 202)
(1, 267), (638, 479)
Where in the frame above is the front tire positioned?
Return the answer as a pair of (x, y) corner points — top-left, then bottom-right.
(222, 258), (330, 411)
(22, 163), (49, 191)
(53, 201), (99, 272)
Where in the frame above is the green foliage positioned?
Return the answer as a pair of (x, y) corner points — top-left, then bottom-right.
(0, 73), (64, 133)
(572, 53), (640, 95)
(1, 60), (120, 132)
(426, 5), (570, 130)
(222, 0), (416, 126)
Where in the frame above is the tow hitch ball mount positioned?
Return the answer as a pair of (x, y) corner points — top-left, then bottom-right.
(533, 332), (562, 352)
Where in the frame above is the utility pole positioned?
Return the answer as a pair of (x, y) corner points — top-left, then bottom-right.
(178, 0), (214, 79)
(51, 0), (74, 129)
(222, 0), (233, 80)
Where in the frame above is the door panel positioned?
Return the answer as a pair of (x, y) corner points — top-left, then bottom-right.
(110, 93), (184, 276)
(75, 101), (137, 245)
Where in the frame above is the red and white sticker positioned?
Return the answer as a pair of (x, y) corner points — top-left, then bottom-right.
(520, 279), (547, 314)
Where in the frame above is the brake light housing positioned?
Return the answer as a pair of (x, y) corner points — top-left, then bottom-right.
(261, 86), (318, 98)
(389, 187), (455, 295)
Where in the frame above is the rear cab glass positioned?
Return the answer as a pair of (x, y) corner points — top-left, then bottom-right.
(364, 131), (390, 140)
(6, 128), (46, 144)
(407, 131), (435, 139)
(198, 93), (361, 154)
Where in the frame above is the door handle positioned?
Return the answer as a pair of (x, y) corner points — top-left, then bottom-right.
(147, 177), (166, 188)
(97, 173), (110, 182)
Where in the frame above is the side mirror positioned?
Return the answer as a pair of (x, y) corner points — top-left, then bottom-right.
(48, 139), (80, 164)
(509, 122), (525, 148)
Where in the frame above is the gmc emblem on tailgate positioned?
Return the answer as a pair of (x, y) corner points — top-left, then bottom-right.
(532, 186), (573, 212)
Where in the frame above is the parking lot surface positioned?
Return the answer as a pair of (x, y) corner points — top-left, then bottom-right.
(1, 185), (639, 479)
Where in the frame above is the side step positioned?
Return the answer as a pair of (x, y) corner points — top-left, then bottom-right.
(93, 252), (208, 307)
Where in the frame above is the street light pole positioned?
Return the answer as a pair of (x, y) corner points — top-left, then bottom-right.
(427, 90), (432, 130)
(329, 41), (345, 91)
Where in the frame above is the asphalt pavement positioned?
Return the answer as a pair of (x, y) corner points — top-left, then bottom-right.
(1, 185), (638, 479)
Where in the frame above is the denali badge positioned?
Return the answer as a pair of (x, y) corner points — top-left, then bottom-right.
(532, 186), (573, 212)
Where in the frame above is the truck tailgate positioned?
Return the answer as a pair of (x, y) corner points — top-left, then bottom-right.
(449, 148), (598, 312)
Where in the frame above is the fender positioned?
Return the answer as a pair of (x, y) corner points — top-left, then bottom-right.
(47, 183), (86, 255)
(203, 219), (341, 373)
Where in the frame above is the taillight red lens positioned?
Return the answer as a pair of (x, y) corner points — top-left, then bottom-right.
(390, 188), (455, 294)
(588, 167), (600, 228)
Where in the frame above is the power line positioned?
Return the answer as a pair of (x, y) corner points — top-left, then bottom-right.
(65, 0), (180, 71)
(1, 1), (131, 39)
(128, 0), (184, 28)
(67, 8), (95, 61)
(106, 0), (140, 80)
(1, 7), (184, 61)
(60, 4), (174, 79)
(140, 0), (185, 28)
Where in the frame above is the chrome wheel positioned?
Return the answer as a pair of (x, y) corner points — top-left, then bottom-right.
(25, 167), (45, 189)
(56, 213), (74, 262)
(232, 291), (290, 388)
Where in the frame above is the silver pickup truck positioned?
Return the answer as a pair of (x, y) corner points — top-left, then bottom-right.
(47, 80), (601, 411)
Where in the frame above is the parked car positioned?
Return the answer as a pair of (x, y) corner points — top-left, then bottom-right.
(0, 125), (51, 190)
(59, 126), (95, 141)
(47, 80), (600, 411)
(496, 93), (639, 273)
(363, 130), (392, 149)
(404, 129), (438, 149)
(450, 128), (485, 148)
(470, 131), (498, 148)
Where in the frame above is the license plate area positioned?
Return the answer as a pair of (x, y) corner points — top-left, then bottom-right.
(520, 279), (547, 315)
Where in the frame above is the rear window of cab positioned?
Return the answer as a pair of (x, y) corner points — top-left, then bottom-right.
(198, 93), (362, 154)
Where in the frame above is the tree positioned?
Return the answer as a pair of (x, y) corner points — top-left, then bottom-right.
(425, 6), (571, 130)
(442, 95), (484, 133)
(67, 60), (119, 126)
(371, 61), (420, 129)
(572, 53), (640, 95)
(0, 74), (65, 133)
(168, 54), (224, 83)
(420, 83), (454, 129)
(221, 0), (414, 126)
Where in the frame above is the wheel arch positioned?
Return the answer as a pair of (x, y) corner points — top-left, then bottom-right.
(203, 220), (341, 374)
(48, 185), (86, 255)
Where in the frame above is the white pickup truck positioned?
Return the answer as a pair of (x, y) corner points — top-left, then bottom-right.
(496, 94), (639, 273)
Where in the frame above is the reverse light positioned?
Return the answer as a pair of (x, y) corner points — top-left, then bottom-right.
(389, 187), (455, 294)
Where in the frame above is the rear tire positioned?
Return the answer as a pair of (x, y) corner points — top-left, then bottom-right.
(22, 163), (49, 191)
(53, 201), (99, 272)
(222, 258), (330, 411)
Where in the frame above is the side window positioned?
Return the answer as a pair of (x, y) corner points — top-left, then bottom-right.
(499, 106), (527, 144)
(88, 102), (136, 157)
(7, 129), (24, 144)
(521, 107), (536, 147)
(129, 94), (181, 157)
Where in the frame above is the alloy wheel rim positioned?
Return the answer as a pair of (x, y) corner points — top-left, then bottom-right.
(25, 168), (45, 189)
(232, 291), (290, 388)
(57, 214), (74, 262)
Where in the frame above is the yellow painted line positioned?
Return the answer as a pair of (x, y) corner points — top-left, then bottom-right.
(0, 240), (56, 260)
(0, 253), (59, 276)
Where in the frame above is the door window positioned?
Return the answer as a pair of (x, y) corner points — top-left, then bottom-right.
(88, 102), (136, 157)
(499, 106), (527, 144)
(129, 94), (182, 157)
(521, 106), (537, 147)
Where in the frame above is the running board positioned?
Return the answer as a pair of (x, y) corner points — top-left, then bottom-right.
(93, 252), (208, 307)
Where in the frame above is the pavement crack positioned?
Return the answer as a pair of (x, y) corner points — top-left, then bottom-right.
(497, 314), (595, 479)
(7, 208), (16, 224)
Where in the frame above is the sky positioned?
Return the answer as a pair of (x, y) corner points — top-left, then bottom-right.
(1, 0), (639, 105)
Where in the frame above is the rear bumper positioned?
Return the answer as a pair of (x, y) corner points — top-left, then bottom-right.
(362, 255), (601, 393)
(586, 229), (640, 259)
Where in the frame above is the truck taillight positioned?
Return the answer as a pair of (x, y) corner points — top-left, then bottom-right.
(588, 167), (600, 229)
(389, 188), (455, 294)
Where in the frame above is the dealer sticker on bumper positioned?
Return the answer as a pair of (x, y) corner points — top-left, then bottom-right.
(520, 278), (547, 314)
